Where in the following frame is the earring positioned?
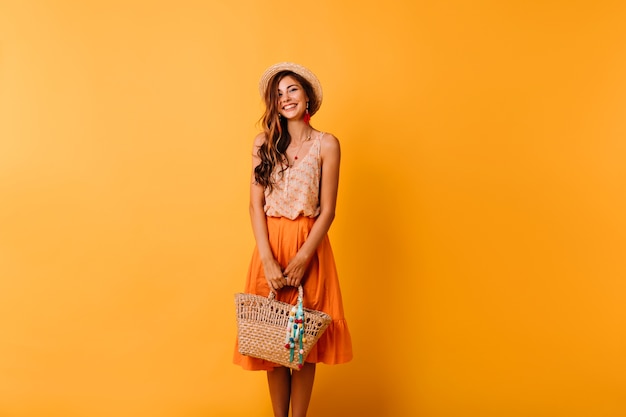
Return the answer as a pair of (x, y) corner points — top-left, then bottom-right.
(303, 102), (311, 124)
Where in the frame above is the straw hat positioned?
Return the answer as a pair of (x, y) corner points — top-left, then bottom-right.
(258, 62), (323, 115)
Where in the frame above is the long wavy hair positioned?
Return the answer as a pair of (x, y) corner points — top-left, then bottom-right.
(254, 70), (317, 192)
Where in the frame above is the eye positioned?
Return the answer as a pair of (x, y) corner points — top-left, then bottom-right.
(289, 87), (298, 93)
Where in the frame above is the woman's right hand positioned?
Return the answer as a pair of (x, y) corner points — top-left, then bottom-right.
(263, 258), (286, 292)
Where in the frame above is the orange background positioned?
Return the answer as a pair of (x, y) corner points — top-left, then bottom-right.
(1, 1), (625, 416)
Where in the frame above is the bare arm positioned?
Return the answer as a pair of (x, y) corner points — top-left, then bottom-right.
(249, 134), (288, 292)
(283, 133), (341, 287)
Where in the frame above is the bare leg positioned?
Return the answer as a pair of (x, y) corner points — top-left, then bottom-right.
(290, 362), (316, 417)
(267, 367), (291, 417)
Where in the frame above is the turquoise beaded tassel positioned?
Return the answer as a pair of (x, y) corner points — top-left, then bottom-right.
(284, 290), (306, 369)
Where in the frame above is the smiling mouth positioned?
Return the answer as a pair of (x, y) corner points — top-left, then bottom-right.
(282, 104), (297, 110)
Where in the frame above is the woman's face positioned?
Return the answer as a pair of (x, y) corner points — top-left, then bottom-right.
(276, 75), (308, 121)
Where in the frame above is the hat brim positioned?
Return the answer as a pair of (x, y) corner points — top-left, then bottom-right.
(258, 62), (323, 116)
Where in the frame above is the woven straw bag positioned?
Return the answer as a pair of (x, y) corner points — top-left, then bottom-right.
(235, 285), (331, 370)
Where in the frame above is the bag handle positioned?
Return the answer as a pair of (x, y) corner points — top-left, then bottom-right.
(269, 285), (304, 303)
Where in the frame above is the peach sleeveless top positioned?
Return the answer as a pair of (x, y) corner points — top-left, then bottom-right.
(264, 133), (324, 220)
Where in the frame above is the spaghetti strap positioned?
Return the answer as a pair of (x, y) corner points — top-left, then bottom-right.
(316, 132), (324, 158)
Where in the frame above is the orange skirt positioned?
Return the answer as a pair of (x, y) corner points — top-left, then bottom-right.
(233, 216), (353, 371)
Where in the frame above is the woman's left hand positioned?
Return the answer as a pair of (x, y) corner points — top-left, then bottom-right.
(283, 254), (310, 287)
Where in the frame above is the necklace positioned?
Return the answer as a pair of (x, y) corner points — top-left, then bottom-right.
(291, 131), (312, 164)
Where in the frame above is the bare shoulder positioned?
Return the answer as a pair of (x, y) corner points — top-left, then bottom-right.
(251, 133), (266, 165)
(253, 132), (266, 148)
(319, 132), (340, 154)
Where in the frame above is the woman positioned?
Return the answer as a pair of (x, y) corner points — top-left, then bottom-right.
(234, 62), (353, 417)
